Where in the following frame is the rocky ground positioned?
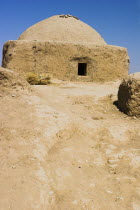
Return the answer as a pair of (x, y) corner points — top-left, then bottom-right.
(0, 79), (140, 210)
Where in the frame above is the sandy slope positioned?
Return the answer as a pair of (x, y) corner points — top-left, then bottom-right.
(0, 80), (140, 210)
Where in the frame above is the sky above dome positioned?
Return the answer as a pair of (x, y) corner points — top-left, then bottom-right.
(0, 0), (140, 73)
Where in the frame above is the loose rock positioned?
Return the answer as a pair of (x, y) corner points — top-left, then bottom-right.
(118, 73), (140, 117)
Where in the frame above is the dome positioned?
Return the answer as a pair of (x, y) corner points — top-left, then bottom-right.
(18, 15), (107, 45)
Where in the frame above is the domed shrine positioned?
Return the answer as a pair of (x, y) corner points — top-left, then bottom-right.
(2, 15), (129, 81)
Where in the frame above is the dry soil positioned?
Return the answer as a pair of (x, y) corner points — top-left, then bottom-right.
(0, 80), (140, 210)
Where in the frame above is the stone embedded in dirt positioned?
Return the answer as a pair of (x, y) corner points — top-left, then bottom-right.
(118, 72), (140, 117)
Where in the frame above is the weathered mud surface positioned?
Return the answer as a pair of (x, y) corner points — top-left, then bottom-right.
(118, 73), (140, 117)
(0, 80), (140, 209)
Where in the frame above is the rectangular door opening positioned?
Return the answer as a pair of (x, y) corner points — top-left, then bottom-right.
(78, 63), (87, 76)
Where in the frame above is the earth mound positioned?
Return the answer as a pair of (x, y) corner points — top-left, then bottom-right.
(118, 72), (140, 117)
(0, 67), (29, 94)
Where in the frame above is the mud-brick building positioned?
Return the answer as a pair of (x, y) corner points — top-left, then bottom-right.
(2, 15), (129, 82)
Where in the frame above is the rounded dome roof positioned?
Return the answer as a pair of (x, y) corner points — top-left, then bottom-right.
(18, 15), (106, 45)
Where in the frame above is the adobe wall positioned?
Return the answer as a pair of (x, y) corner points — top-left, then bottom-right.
(2, 40), (129, 82)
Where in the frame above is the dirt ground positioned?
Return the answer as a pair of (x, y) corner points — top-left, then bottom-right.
(0, 80), (140, 210)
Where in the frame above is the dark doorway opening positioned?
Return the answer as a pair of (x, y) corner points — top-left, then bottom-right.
(78, 63), (87, 76)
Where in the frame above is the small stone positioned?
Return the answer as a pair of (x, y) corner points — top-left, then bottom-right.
(107, 190), (113, 194)
(132, 116), (137, 119)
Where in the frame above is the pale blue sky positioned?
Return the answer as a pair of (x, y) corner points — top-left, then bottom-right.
(0, 0), (140, 73)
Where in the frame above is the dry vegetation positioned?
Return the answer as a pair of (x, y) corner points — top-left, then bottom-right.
(26, 72), (51, 85)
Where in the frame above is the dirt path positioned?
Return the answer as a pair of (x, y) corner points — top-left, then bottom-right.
(0, 81), (140, 210)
